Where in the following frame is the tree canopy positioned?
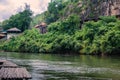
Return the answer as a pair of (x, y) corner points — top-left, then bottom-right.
(1, 4), (32, 32)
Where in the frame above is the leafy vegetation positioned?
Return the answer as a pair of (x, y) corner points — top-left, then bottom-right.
(31, 0), (83, 25)
(1, 15), (120, 55)
(1, 0), (120, 55)
(1, 4), (32, 32)
(0, 14), (80, 53)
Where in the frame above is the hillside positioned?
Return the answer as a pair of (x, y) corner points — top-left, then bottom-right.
(31, 0), (120, 26)
(30, 0), (82, 26)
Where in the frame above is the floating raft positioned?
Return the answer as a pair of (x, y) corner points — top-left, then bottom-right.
(0, 60), (32, 80)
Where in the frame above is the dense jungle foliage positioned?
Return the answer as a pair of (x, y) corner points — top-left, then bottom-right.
(1, 0), (120, 55)
(1, 15), (120, 55)
(30, 0), (82, 27)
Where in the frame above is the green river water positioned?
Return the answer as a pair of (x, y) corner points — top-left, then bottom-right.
(0, 52), (120, 80)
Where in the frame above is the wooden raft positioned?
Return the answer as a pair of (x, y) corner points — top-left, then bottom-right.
(0, 60), (32, 80)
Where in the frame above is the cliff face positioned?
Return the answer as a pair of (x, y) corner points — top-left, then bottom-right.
(31, 0), (120, 26)
(98, 0), (120, 16)
(81, 0), (120, 21)
(111, 0), (120, 16)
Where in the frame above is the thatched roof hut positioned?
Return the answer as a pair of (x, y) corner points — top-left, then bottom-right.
(7, 27), (21, 39)
(35, 22), (47, 34)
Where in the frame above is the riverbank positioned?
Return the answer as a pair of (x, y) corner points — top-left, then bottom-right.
(1, 16), (120, 55)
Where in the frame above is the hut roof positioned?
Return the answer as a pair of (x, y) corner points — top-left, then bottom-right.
(0, 60), (18, 67)
(40, 22), (47, 27)
(34, 25), (39, 28)
(0, 34), (6, 39)
(0, 68), (32, 79)
(35, 22), (47, 28)
(0, 34), (6, 37)
(7, 27), (21, 32)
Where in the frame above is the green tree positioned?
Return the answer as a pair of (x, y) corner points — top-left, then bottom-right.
(1, 4), (32, 32)
(45, 0), (65, 24)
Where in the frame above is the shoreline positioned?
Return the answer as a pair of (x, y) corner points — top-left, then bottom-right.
(0, 50), (120, 56)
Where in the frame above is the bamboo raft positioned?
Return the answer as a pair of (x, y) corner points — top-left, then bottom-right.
(0, 60), (32, 80)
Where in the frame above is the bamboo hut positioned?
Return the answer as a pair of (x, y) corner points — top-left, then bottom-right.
(35, 22), (47, 34)
(7, 27), (21, 39)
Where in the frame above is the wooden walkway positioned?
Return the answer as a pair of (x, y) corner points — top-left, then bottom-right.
(0, 60), (32, 80)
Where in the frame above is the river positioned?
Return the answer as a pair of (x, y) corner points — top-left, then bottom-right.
(0, 52), (120, 80)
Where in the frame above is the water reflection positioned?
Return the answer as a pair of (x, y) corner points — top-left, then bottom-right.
(0, 52), (120, 80)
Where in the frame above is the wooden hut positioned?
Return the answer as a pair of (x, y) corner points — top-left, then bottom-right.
(35, 22), (47, 34)
(0, 60), (32, 80)
(7, 27), (21, 39)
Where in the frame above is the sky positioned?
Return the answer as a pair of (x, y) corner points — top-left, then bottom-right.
(0, 0), (50, 22)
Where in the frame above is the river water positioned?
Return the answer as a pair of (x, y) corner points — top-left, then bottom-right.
(0, 52), (120, 80)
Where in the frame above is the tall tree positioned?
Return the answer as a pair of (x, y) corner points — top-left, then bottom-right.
(45, 0), (64, 24)
(1, 3), (32, 32)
